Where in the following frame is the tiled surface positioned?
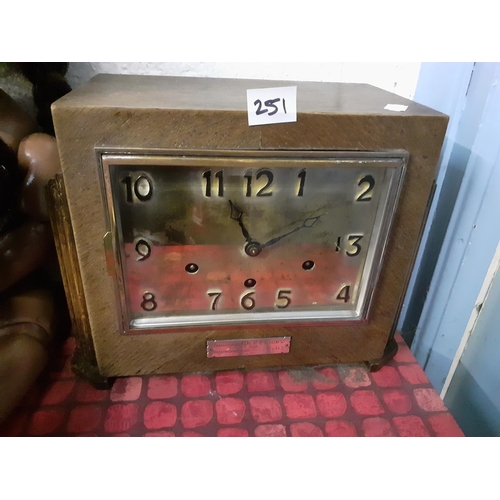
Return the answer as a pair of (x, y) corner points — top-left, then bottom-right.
(0, 335), (464, 437)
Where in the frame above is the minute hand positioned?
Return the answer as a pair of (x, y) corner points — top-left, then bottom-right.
(262, 213), (328, 249)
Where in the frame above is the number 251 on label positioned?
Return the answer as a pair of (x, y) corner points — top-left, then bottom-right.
(246, 86), (297, 126)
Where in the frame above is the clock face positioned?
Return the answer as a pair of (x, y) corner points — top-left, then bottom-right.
(100, 151), (406, 333)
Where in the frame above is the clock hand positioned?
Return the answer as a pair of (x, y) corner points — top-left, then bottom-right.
(262, 211), (330, 249)
(229, 201), (329, 256)
(228, 200), (253, 243)
(228, 200), (264, 257)
(262, 226), (302, 248)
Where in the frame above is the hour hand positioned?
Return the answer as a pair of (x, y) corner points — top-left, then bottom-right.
(229, 200), (252, 242)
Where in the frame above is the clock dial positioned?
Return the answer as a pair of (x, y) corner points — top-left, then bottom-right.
(101, 152), (406, 332)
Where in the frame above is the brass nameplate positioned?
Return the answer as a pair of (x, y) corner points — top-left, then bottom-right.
(207, 337), (291, 358)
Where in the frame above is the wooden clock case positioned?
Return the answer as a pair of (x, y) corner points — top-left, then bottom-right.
(48, 74), (447, 385)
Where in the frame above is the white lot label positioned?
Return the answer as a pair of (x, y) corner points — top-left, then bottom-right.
(247, 86), (297, 126)
(384, 104), (408, 112)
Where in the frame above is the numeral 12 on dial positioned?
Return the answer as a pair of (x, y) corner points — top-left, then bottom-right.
(244, 170), (274, 197)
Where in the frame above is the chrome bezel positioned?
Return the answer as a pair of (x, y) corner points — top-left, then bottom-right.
(98, 149), (407, 334)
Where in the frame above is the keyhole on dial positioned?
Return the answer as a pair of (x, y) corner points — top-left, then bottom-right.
(302, 260), (315, 271)
(185, 263), (199, 274)
(244, 278), (257, 288)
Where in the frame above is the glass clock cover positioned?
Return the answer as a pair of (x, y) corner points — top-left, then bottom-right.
(101, 151), (406, 333)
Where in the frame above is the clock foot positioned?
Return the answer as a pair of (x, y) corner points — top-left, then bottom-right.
(71, 350), (113, 389)
(365, 337), (399, 372)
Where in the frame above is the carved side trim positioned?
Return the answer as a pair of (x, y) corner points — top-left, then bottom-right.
(46, 174), (108, 386)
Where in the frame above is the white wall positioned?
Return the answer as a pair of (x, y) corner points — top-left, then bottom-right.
(66, 62), (421, 100)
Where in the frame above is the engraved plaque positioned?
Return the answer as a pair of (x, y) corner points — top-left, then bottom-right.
(207, 337), (292, 358)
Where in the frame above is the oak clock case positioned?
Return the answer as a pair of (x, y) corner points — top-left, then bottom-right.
(48, 74), (448, 383)
(101, 151), (407, 335)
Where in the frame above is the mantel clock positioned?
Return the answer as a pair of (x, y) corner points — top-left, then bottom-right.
(48, 75), (447, 385)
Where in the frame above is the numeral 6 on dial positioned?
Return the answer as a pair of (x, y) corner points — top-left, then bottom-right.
(241, 291), (256, 310)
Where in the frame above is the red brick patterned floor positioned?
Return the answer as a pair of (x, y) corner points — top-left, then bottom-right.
(0, 335), (464, 437)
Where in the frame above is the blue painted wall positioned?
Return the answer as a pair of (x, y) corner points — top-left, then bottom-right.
(398, 63), (474, 344)
(407, 63), (500, 400)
